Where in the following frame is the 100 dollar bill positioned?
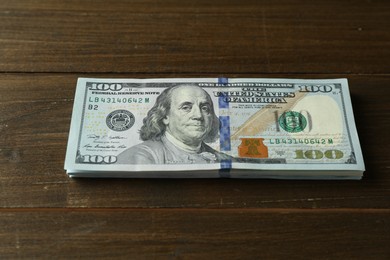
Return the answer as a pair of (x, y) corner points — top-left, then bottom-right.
(65, 78), (364, 179)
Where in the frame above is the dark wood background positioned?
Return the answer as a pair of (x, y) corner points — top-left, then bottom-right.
(0, 0), (389, 258)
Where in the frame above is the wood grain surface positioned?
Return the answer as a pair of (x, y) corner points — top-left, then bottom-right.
(0, 0), (389, 259)
(0, 209), (388, 259)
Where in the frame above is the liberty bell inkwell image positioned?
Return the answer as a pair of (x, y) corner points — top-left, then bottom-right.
(238, 138), (268, 158)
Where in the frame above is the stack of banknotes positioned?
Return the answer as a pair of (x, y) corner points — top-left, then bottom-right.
(65, 78), (365, 179)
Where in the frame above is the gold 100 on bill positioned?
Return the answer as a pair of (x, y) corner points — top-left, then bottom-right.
(65, 78), (365, 179)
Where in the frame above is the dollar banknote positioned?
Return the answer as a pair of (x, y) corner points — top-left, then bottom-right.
(65, 78), (365, 179)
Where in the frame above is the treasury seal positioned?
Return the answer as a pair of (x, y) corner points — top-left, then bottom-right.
(106, 110), (135, 131)
(278, 111), (307, 133)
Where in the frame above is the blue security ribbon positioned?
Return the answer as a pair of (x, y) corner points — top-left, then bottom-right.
(217, 77), (232, 177)
(219, 116), (231, 151)
(218, 77), (229, 85)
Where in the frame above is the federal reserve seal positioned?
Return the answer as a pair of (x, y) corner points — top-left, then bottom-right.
(106, 110), (135, 131)
(278, 111), (307, 133)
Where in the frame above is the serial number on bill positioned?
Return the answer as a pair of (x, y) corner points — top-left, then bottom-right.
(89, 97), (150, 104)
(269, 138), (334, 145)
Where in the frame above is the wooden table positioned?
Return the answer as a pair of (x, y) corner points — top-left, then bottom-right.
(1, 1), (389, 258)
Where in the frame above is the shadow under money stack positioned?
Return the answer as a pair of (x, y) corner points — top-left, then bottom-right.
(65, 78), (365, 179)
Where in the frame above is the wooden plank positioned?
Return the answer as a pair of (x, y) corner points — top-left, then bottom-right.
(0, 1), (389, 73)
(0, 209), (389, 259)
(0, 74), (389, 208)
